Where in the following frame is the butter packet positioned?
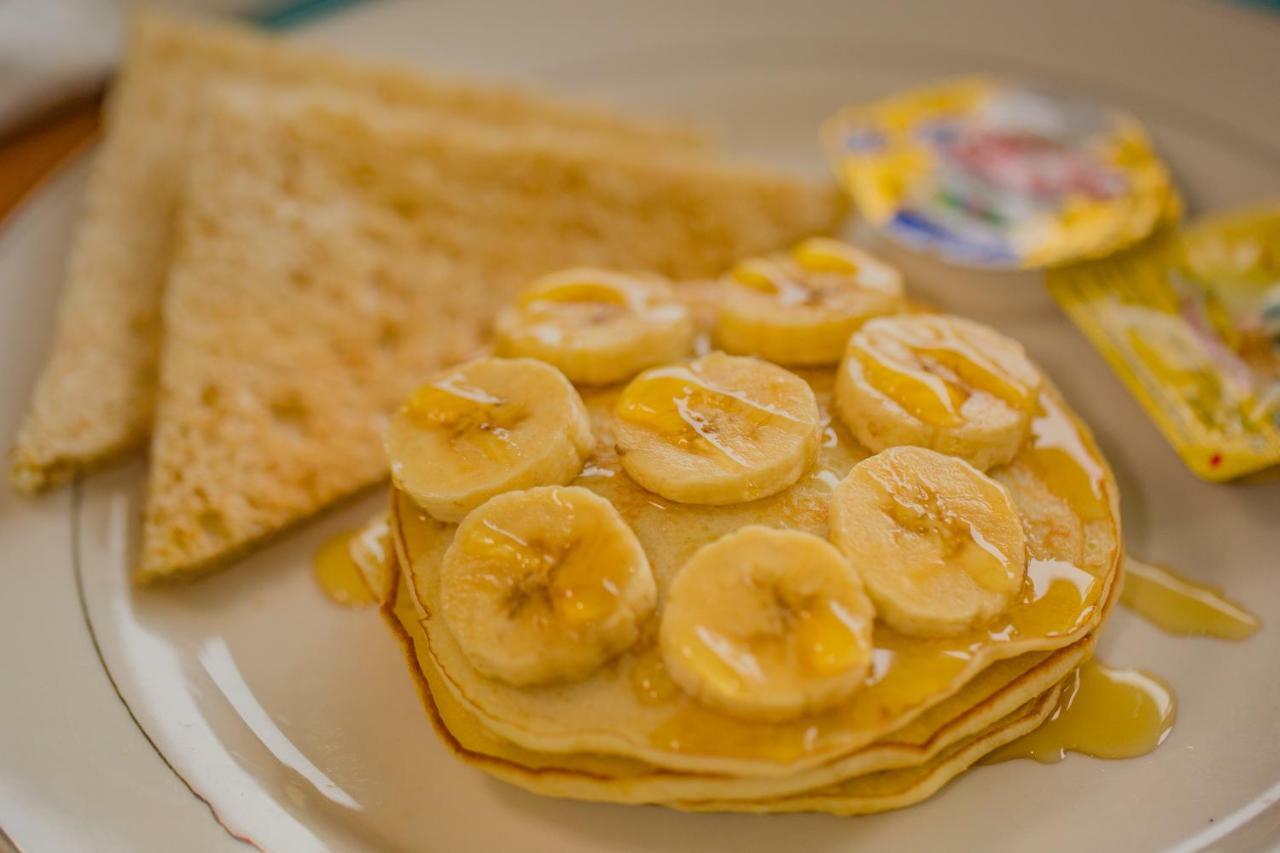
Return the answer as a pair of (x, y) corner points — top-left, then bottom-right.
(1047, 206), (1280, 481)
(822, 75), (1180, 269)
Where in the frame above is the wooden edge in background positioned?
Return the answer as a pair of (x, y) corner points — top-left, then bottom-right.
(0, 94), (103, 224)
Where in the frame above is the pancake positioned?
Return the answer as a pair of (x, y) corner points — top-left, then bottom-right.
(673, 684), (1063, 815)
(383, 567), (1090, 805)
(391, 368), (1121, 777)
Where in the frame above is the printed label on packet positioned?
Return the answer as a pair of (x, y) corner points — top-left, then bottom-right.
(1048, 206), (1280, 481)
(822, 75), (1180, 270)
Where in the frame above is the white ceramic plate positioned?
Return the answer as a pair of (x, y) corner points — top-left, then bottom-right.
(3, 1), (1279, 850)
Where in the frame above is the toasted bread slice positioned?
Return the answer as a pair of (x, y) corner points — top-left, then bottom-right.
(9, 9), (705, 493)
(135, 85), (845, 583)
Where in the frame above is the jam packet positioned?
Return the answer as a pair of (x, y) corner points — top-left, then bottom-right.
(823, 75), (1179, 269)
(1048, 206), (1280, 481)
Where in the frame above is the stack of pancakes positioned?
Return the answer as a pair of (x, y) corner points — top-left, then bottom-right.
(361, 291), (1122, 815)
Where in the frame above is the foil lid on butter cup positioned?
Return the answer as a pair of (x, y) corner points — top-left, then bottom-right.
(823, 75), (1180, 270)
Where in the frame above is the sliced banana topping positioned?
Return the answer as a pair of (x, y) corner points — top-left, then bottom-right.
(829, 446), (1028, 638)
(494, 268), (694, 386)
(614, 352), (822, 504)
(441, 486), (657, 686)
(660, 526), (875, 721)
(385, 357), (593, 522)
(835, 313), (1042, 470)
(714, 237), (905, 366)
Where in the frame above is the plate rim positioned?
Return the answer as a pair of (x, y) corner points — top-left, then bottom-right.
(4, 0), (1280, 849)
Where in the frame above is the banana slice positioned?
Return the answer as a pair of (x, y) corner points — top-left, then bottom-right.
(714, 237), (905, 366)
(835, 313), (1042, 470)
(386, 357), (593, 522)
(614, 352), (822, 504)
(495, 268), (694, 385)
(829, 446), (1028, 637)
(441, 486), (656, 686)
(660, 525), (875, 721)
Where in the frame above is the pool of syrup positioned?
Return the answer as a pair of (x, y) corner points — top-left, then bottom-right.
(313, 527), (380, 608)
(984, 658), (1175, 764)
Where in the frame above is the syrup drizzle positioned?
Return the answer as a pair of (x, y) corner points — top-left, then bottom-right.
(1121, 557), (1260, 640)
(989, 558), (1257, 766)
